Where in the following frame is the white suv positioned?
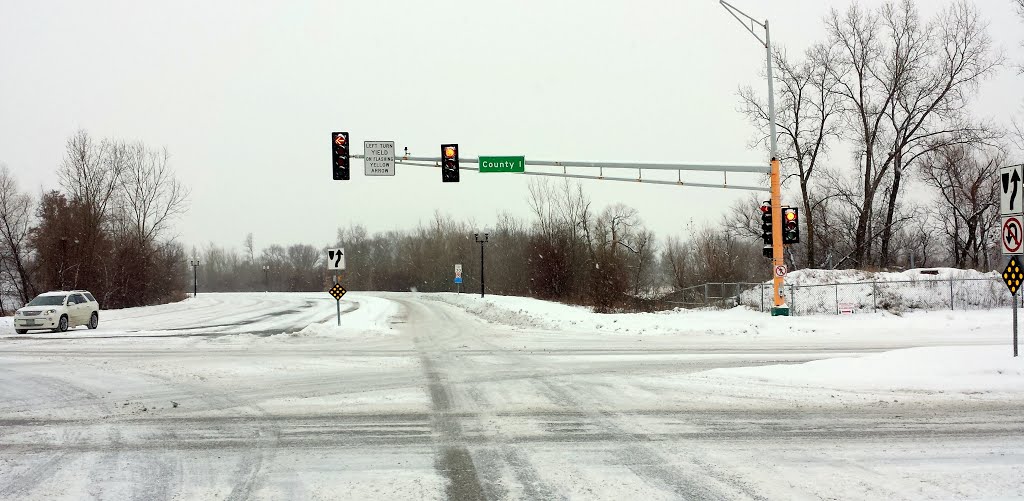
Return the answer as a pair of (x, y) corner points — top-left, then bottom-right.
(14, 290), (100, 334)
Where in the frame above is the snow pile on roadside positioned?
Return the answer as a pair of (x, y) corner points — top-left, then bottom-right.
(783, 267), (998, 286)
(424, 292), (1011, 344)
(293, 294), (399, 337)
(738, 267), (1007, 313)
(702, 345), (1024, 394)
(425, 292), (741, 334)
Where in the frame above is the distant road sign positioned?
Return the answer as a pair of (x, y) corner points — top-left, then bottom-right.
(479, 156), (525, 173)
(1003, 216), (1023, 255)
(774, 265), (787, 278)
(455, 264), (463, 283)
(328, 248), (346, 270)
(364, 141), (395, 176)
(1002, 165), (1023, 216)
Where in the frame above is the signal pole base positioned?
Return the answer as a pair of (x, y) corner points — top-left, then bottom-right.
(770, 306), (790, 317)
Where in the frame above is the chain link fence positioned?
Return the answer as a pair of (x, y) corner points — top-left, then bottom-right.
(667, 277), (1018, 315)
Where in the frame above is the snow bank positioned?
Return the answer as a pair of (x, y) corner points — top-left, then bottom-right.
(423, 292), (738, 335)
(424, 292), (1013, 346)
(292, 293), (399, 337)
(704, 345), (1024, 394)
(738, 268), (1009, 314)
(783, 267), (998, 286)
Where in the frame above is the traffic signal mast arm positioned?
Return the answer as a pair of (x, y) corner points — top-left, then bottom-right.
(349, 153), (771, 192)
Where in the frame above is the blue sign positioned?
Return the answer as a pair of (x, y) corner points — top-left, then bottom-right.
(454, 277), (463, 284)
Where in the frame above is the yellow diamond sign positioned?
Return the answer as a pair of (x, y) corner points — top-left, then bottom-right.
(1002, 257), (1023, 296)
(328, 283), (347, 301)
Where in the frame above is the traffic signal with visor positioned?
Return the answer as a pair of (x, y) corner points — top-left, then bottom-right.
(760, 202), (772, 258)
(782, 207), (800, 244)
(442, 144), (459, 182)
(760, 202), (772, 245)
(332, 132), (350, 180)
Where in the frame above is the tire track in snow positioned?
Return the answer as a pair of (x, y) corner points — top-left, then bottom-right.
(415, 298), (738, 500)
(403, 299), (561, 501)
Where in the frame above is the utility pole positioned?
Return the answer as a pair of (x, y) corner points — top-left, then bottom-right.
(189, 259), (200, 297)
(720, 0), (788, 315)
(59, 237), (68, 290)
(474, 232), (489, 298)
(262, 265), (270, 292)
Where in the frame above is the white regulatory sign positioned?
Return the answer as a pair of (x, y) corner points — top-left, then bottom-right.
(455, 264), (463, 278)
(1003, 215), (1023, 255)
(364, 141), (396, 176)
(1001, 165), (1023, 216)
(327, 248), (346, 270)
(774, 265), (788, 278)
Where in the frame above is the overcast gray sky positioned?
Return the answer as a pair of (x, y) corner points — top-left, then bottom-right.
(1, 0), (1021, 252)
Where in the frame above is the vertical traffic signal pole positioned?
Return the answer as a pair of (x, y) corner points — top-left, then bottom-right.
(770, 157), (786, 311)
(764, 20), (788, 316)
(720, 2), (788, 315)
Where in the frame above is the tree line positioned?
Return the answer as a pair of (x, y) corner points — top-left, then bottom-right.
(192, 179), (768, 312)
(0, 131), (189, 313)
(1, 0), (1020, 314)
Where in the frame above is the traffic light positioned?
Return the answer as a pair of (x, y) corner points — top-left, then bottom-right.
(760, 202), (772, 258)
(442, 143), (459, 182)
(760, 202), (772, 245)
(782, 207), (800, 244)
(332, 132), (350, 180)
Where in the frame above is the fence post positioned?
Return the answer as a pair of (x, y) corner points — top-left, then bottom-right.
(949, 279), (954, 310)
(790, 284), (796, 315)
(760, 283), (765, 313)
(872, 281), (877, 312)
(835, 284), (840, 315)
(704, 283), (709, 307)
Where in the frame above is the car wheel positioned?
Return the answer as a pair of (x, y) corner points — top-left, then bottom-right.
(88, 312), (99, 330)
(15, 329), (26, 334)
(55, 315), (69, 333)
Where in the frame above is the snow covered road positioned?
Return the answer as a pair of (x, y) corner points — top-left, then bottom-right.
(1, 292), (1022, 500)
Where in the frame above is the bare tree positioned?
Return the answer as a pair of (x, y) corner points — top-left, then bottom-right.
(826, 0), (1001, 267)
(0, 165), (35, 304)
(919, 143), (1003, 268)
(739, 44), (843, 267)
(118, 142), (189, 243)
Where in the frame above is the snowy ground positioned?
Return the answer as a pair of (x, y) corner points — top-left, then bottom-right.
(1, 292), (1022, 500)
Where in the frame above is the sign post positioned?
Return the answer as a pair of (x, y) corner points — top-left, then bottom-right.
(1000, 166), (1023, 356)
(1001, 257), (1021, 357)
(327, 248), (347, 326)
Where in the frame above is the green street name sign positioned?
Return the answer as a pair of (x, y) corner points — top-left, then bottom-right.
(479, 156), (525, 173)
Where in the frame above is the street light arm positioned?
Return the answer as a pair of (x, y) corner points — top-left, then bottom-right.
(719, 0), (766, 47)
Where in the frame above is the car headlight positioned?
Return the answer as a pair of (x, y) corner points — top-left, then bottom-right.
(44, 309), (56, 315)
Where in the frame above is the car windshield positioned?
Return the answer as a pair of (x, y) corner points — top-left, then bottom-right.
(26, 295), (66, 307)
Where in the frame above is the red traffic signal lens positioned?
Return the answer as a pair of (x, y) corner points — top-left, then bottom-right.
(761, 205), (770, 213)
